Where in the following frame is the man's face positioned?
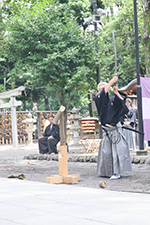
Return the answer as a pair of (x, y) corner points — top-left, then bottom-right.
(98, 84), (105, 92)
(126, 100), (131, 108)
(49, 117), (54, 124)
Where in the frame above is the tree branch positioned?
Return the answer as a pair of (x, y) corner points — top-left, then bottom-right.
(61, 89), (65, 106)
(66, 86), (75, 111)
(87, 73), (92, 79)
(54, 87), (61, 106)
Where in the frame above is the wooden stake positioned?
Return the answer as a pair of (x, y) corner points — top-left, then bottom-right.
(46, 107), (80, 184)
(46, 144), (80, 184)
(58, 145), (68, 176)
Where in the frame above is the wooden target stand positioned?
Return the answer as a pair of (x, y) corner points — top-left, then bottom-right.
(46, 106), (80, 184)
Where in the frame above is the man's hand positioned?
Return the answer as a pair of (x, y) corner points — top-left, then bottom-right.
(113, 83), (123, 99)
(112, 74), (118, 84)
(113, 84), (118, 94)
(104, 74), (118, 94)
(39, 136), (44, 139)
(124, 121), (131, 127)
(48, 136), (53, 140)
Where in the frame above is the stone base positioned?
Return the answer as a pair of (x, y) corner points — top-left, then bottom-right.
(136, 150), (148, 156)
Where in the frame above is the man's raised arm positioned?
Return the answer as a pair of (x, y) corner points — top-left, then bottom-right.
(104, 75), (118, 94)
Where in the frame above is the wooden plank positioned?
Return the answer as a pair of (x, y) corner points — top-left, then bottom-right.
(58, 145), (68, 176)
(59, 113), (66, 145)
(71, 174), (80, 181)
(46, 175), (63, 184)
(63, 175), (78, 184)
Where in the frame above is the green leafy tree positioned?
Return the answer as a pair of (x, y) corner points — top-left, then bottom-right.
(62, 0), (91, 30)
(0, 0), (7, 91)
(3, 1), (103, 138)
(98, 0), (145, 88)
(0, 0), (3, 48)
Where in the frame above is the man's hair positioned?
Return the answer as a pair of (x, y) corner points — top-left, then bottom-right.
(49, 115), (54, 119)
(97, 82), (108, 91)
(126, 98), (132, 103)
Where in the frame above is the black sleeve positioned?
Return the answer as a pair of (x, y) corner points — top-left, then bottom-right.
(51, 124), (60, 139)
(113, 91), (126, 107)
(95, 88), (108, 117)
(113, 92), (129, 119)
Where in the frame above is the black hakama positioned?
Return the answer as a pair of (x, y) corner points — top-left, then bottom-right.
(38, 124), (60, 154)
(39, 137), (59, 154)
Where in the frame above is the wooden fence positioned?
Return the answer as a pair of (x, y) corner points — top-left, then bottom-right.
(0, 111), (71, 145)
(0, 111), (28, 145)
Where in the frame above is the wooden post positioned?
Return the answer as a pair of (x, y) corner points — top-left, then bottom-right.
(11, 97), (18, 148)
(0, 86), (24, 148)
(58, 145), (68, 176)
(53, 106), (65, 124)
(59, 113), (66, 145)
(37, 112), (41, 137)
(46, 106), (80, 184)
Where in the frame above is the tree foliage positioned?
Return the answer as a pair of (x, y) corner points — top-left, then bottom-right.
(1, 0), (149, 114)
(3, 1), (103, 112)
(97, 0), (145, 88)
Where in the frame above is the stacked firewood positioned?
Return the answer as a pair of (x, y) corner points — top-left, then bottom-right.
(0, 112), (29, 145)
(80, 118), (96, 139)
(17, 113), (28, 144)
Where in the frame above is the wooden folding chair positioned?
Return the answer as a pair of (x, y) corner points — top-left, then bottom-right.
(80, 140), (89, 153)
(93, 139), (102, 152)
(80, 139), (102, 153)
(86, 139), (102, 153)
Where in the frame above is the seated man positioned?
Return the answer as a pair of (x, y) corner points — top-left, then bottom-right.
(38, 115), (60, 154)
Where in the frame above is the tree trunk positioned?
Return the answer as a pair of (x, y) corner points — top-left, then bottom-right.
(88, 93), (93, 117)
(141, 0), (150, 76)
(44, 97), (49, 110)
(63, 108), (67, 143)
(54, 87), (74, 151)
(54, 88), (68, 146)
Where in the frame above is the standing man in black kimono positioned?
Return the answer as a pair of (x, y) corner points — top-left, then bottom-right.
(38, 116), (60, 154)
(95, 75), (132, 179)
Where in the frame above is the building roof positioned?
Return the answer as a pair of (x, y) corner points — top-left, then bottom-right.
(119, 79), (137, 95)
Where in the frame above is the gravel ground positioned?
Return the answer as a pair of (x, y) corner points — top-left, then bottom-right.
(1, 145), (150, 194)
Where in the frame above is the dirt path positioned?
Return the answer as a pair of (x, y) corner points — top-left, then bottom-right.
(1, 159), (150, 194)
